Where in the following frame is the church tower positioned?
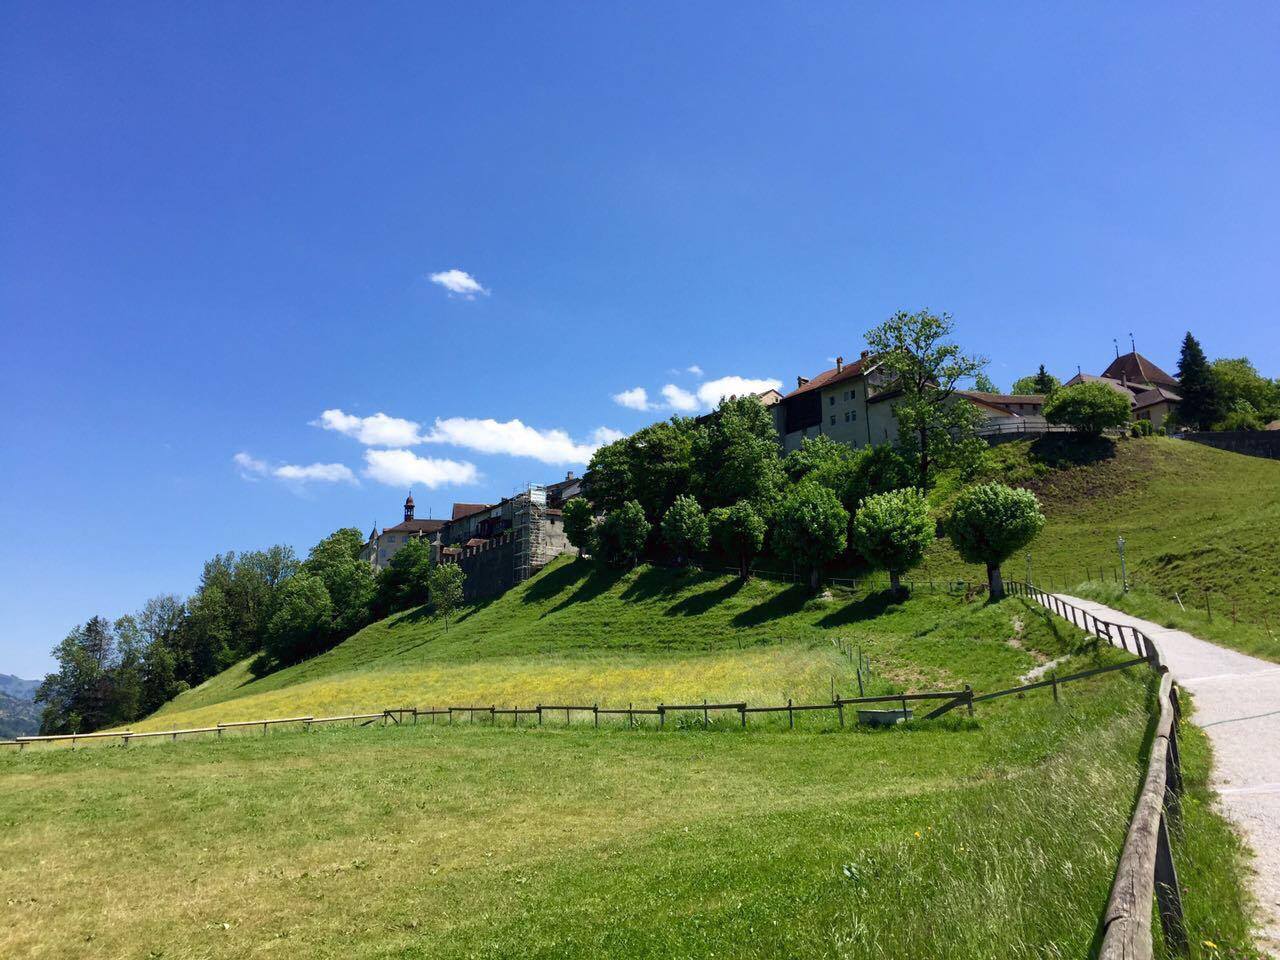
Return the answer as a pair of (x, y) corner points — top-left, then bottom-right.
(404, 493), (415, 522)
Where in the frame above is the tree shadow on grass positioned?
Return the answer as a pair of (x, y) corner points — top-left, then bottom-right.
(545, 564), (628, 617)
(666, 576), (746, 617)
(730, 583), (812, 628)
(1027, 434), (1117, 467)
(520, 558), (594, 605)
(620, 565), (722, 604)
(816, 590), (900, 629)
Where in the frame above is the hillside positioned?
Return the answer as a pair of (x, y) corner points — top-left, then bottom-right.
(3, 562), (1257, 958)
(923, 435), (1280, 660)
(0, 689), (40, 738)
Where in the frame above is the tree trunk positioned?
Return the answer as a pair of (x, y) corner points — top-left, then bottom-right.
(987, 562), (1004, 600)
(889, 570), (902, 595)
(739, 554), (751, 580)
(810, 566), (822, 591)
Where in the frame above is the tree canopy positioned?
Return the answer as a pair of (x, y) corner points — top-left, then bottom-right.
(1011, 365), (1060, 396)
(771, 481), (850, 590)
(944, 483), (1045, 599)
(709, 501), (766, 580)
(1043, 382), (1131, 435)
(661, 494), (709, 565)
(850, 488), (933, 594)
(1176, 332), (1226, 430)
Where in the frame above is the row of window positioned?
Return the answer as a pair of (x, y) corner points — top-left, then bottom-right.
(830, 410), (859, 426)
(827, 388), (858, 406)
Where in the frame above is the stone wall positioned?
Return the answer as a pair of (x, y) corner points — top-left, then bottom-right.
(1178, 431), (1280, 460)
(455, 536), (517, 603)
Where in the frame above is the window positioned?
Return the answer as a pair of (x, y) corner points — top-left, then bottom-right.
(829, 396), (835, 406)
(844, 411), (850, 422)
(851, 410), (857, 421)
(830, 415), (836, 425)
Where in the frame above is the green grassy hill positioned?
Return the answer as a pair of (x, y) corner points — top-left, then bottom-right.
(923, 435), (1280, 660)
(1, 561), (1258, 957)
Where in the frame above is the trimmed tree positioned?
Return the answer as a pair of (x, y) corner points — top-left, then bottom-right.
(771, 481), (850, 590)
(1043, 382), (1131, 436)
(850, 488), (933, 596)
(597, 500), (651, 567)
(660, 495), (709, 566)
(709, 501), (767, 580)
(427, 562), (466, 632)
(1176, 332), (1226, 430)
(944, 483), (1045, 599)
(561, 496), (597, 556)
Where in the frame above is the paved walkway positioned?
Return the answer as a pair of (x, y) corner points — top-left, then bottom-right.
(1055, 595), (1280, 951)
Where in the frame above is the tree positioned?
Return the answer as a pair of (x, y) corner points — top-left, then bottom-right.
(626, 418), (697, 525)
(973, 372), (998, 393)
(262, 573), (333, 665)
(428, 563), (466, 631)
(1011, 365), (1060, 396)
(808, 443), (914, 518)
(782, 435), (851, 483)
(850, 488), (933, 595)
(864, 309), (988, 488)
(561, 497), (597, 556)
(1176, 332), (1226, 430)
(596, 500), (651, 567)
(373, 536), (433, 617)
(690, 396), (784, 511)
(709, 501), (767, 580)
(944, 483), (1045, 599)
(303, 527), (375, 642)
(1216, 402), (1263, 432)
(1042, 382), (1131, 436)
(1211, 358), (1280, 423)
(660, 495), (709, 565)
(36, 616), (119, 734)
(771, 482), (850, 590)
(583, 438), (634, 513)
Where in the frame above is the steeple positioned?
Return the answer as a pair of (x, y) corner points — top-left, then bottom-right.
(369, 521), (378, 541)
(404, 492), (415, 522)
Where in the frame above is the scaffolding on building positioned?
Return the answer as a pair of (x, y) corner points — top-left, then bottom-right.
(512, 483), (548, 585)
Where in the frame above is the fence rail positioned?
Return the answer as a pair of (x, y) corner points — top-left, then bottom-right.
(1014, 578), (1187, 958)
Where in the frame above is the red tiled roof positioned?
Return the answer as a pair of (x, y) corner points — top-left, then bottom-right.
(783, 356), (874, 399)
(451, 502), (491, 521)
(1101, 352), (1178, 388)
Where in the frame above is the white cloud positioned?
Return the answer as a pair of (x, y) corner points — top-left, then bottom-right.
(429, 268), (488, 299)
(423, 417), (617, 465)
(612, 386), (653, 411)
(696, 375), (783, 408)
(661, 384), (700, 412)
(363, 449), (479, 489)
(233, 451), (356, 485)
(592, 427), (627, 446)
(687, 364), (704, 376)
(312, 409), (425, 447)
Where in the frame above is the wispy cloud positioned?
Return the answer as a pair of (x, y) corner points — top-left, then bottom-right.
(661, 384), (700, 412)
(363, 449), (479, 488)
(423, 417), (619, 465)
(612, 387), (654, 411)
(312, 409), (425, 447)
(687, 364), (704, 376)
(233, 451), (356, 485)
(429, 268), (488, 299)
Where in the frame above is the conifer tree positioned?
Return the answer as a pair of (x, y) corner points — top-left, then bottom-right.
(1175, 332), (1224, 429)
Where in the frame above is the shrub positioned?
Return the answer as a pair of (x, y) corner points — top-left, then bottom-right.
(596, 500), (651, 567)
(709, 501), (767, 580)
(1130, 420), (1154, 437)
(1043, 382), (1131, 436)
(661, 495), (709, 565)
(850, 489), (933, 595)
(771, 481), (850, 590)
(944, 483), (1045, 599)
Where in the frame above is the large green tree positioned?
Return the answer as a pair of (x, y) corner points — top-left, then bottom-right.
(771, 481), (850, 590)
(561, 497), (597, 556)
(690, 396), (785, 511)
(1211, 357), (1279, 423)
(1176, 332), (1226, 430)
(660, 495), (709, 565)
(944, 483), (1045, 599)
(596, 500), (651, 567)
(864, 309), (988, 488)
(373, 536), (433, 617)
(850, 488), (934, 595)
(709, 501), (767, 580)
(262, 574), (333, 665)
(1043, 382), (1131, 436)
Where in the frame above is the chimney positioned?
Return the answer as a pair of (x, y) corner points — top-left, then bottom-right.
(565, 470), (575, 481)
(861, 349), (870, 360)
(796, 376), (810, 388)
(835, 356), (844, 373)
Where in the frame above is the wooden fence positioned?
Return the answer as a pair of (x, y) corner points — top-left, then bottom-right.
(1013, 578), (1188, 958)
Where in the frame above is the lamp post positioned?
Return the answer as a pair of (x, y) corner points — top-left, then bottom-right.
(1025, 552), (1033, 587)
(1117, 536), (1128, 593)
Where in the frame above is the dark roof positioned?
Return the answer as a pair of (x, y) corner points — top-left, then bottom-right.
(381, 518), (444, 535)
(1063, 373), (1139, 400)
(1101, 352), (1178, 388)
(783, 356), (874, 399)
(954, 391), (1027, 417)
(1132, 386), (1181, 409)
(451, 502), (491, 521)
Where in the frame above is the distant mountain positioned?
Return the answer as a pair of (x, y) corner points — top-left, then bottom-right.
(0, 690), (40, 738)
(0, 674), (40, 701)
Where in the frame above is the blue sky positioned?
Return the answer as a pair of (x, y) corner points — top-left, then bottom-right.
(3, 3), (1278, 678)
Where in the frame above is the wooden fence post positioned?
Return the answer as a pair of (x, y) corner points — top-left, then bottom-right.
(1154, 812), (1189, 954)
(788, 698), (794, 730)
(965, 684), (974, 717)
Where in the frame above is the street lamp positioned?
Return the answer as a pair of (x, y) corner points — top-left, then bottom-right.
(1117, 536), (1128, 592)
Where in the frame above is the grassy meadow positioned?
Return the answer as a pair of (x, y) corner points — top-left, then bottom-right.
(920, 436), (1280, 662)
(1, 561), (1261, 958)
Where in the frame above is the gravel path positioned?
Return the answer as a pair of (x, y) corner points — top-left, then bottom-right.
(1055, 594), (1280, 952)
